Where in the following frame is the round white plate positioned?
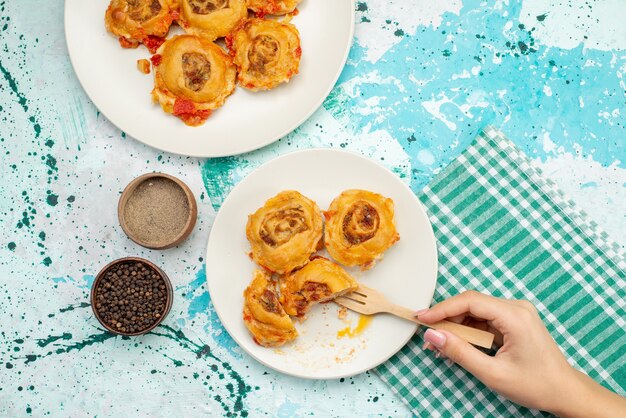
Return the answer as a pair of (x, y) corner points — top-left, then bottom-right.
(64, 1), (354, 157)
(206, 149), (438, 379)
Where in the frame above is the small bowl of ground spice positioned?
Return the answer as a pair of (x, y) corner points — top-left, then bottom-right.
(91, 257), (173, 336)
(118, 173), (197, 250)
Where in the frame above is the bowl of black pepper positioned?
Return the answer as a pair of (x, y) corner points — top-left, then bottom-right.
(91, 257), (173, 336)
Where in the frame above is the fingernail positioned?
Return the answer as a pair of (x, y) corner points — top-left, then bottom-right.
(435, 351), (441, 359)
(414, 308), (429, 317)
(424, 329), (446, 349)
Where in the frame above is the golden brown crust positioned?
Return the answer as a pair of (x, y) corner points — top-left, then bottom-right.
(151, 35), (237, 126)
(246, 191), (323, 274)
(227, 18), (301, 91)
(324, 190), (400, 269)
(280, 258), (358, 318)
(105, 0), (177, 50)
(137, 58), (152, 74)
(247, 0), (301, 16)
(178, 0), (247, 41)
(243, 270), (297, 347)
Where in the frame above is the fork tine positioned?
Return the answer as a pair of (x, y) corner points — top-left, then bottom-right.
(343, 290), (368, 302)
(335, 295), (366, 305)
(334, 296), (368, 314)
(351, 289), (368, 298)
(335, 295), (381, 315)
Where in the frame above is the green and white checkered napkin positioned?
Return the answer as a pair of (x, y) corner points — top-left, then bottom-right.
(376, 127), (626, 417)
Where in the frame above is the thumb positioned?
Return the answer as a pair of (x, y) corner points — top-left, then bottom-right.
(424, 328), (495, 381)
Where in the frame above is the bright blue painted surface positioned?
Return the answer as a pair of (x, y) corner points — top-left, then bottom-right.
(336, 1), (624, 193)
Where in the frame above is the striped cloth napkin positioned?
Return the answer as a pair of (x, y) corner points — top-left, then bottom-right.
(376, 126), (626, 417)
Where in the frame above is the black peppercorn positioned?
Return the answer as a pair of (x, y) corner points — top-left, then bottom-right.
(92, 261), (169, 334)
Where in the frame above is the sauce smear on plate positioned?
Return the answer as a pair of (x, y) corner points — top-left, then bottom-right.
(337, 315), (372, 338)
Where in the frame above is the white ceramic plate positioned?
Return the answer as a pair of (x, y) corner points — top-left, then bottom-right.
(64, 1), (354, 157)
(206, 149), (438, 379)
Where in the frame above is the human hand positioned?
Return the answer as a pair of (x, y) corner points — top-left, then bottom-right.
(416, 291), (626, 417)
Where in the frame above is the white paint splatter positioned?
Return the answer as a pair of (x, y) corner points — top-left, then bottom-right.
(543, 85), (552, 96)
(417, 149), (436, 166)
(408, 74), (436, 86)
(422, 94), (458, 131)
(451, 70), (471, 80)
(354, 0), (462, 62)
(542, 132), (560, 154)
(519, 0), (626, 51)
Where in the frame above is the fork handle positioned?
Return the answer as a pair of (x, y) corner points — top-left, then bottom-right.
(389, 305), (495, 349)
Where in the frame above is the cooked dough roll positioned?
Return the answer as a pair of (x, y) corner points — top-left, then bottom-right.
(324, 190), (400, 270)
(178, 0), (247, 41)
(246, 190), (323, 274)
(105, 0), (177, 52)
(247, 0), (302, 16)
(227, 18), (301, 91)
(243, 270), (297, 347)
(151, 35), (237, 126)
(280, 258), (358, 318)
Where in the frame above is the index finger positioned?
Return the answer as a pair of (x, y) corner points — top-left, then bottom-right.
(417, 290), (511, 324)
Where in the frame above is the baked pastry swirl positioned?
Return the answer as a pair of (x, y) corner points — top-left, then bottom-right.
(178, 0), (247, 41)
(280, 258), (358, 318)
(243, 270), (297, 347)
(227, 18), (301, 90)
(247, 0), (302, 16)
(324, 190), (400, 269)
(105, 0), (177, 52)
(246, 191), (323, 274)
(151, 35), (237, 126)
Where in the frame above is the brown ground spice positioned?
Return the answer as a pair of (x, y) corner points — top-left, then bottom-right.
(124, 177), (190, 246)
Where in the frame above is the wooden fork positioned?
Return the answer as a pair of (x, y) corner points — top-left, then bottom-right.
(335, 284), (495, 349)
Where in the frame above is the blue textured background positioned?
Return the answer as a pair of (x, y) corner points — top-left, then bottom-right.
(0, 0), (624, 416)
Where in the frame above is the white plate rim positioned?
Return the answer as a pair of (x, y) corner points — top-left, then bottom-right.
(63, 1), (356, 158)
(205, 148), (439, 379)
